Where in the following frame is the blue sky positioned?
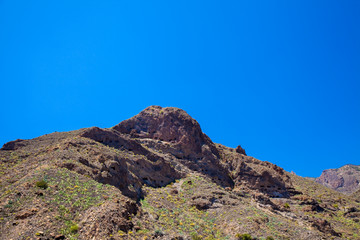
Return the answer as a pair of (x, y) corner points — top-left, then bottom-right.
(0, 0), (359, 177)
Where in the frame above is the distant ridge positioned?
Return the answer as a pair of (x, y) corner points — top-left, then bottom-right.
(316, 164), (360, 195)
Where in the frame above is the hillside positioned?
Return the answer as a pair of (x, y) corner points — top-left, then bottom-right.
(316, 165), (360, 195)
(1, 106), (359, 240)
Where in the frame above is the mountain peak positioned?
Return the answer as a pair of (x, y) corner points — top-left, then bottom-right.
(316, 164), (360, 195)
(113, 106), (208, 157)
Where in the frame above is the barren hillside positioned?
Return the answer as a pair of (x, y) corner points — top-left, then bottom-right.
(1, 106), (359, 240)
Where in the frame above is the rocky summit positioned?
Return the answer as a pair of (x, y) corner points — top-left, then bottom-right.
(0, 106), (359, 240)
(316, 164), (360, 195)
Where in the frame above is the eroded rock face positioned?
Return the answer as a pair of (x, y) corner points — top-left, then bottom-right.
(233, 160), (293, 198)
(316, 165), (360, 195)
(112, 106), (235, 188)
(113, 106), (218, 158)
(1, 139), (26, 150)
(0, 106), (294, 199)
(79, 126), (161, 162)
(309, 218), (341, 237)
(111, 103), (295, 198)
(77, 127), (182, 198)
(79, 199), (137, 239)
(216, 144), (294, 198)
(252, 193), (280, 211)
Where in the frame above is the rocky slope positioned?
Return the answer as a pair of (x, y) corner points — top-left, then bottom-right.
(0, 106), (359, 240)
(316, 164), (360, 195)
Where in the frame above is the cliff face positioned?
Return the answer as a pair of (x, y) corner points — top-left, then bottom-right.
(0, 106), (359, 240)
(112, 106), (294, 198)
(113, 106), (212, 157)
(316, 164), (360, 195)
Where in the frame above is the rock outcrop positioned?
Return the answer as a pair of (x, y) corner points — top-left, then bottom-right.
(216, 144), (294, 198)
(1, 139), (26, 150)
(316, 164), (360, 195)
(113, 106), (218, 158)
(235, 145), (246, 155)
(113, 106), (294, 196)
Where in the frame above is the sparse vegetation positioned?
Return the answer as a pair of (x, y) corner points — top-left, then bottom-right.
(191, 232), (203, 240)
(0, 106), (359, 240)
(70, 224), (79, 233)
(35, 179), (48, 189)
(235, 233), (253, 240)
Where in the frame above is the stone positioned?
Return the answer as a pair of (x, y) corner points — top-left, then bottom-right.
(316, 164), (360, 195)
(54, 235), (65, 240)
(235, 145), (246, 155)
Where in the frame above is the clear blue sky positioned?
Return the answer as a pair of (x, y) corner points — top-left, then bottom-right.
(0, 1), (359, 177)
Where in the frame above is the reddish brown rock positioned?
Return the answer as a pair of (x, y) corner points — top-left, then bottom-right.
(316, 164), (360, 195)
(112, 106), (234, 188)
(15, 209), (36, 220)
(79, 199), (137, 239)
(252, 192), (279, 211)
(1, 139), (26, 150)
(219, 145), (294, 198)
(113, 106), (218, 158)
(309, 218), (341, 237)
(62, 129), (182, 199)
(235, 145), (246, 155)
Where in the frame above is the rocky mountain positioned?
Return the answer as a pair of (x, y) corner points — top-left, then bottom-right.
(0, 106), (359, 240)
(316, 164), (360, 195)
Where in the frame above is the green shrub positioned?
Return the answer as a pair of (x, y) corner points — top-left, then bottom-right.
(154, 229), (164, 237)
(70, 224), (79, 233)
(333, 204), (339, 208)
(284, 202), (290, 209)
(191, 232), (202, 240)
(35, 179), (48, 189)
(4, 200), (13, 208)
(235, 233), (252, 240)
(266, 237), (275, 240)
